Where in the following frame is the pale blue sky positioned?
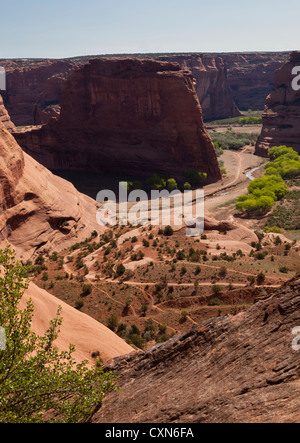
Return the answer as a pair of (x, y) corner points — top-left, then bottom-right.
(1, 0), (299, 58)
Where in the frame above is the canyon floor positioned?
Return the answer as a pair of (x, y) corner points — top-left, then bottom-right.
(29, 125), (300, 353)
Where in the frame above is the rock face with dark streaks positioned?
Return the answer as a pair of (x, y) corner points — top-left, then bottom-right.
(14, 58), (221, 182)
(93, 276), (300, 423)
(158, 54), (241, 121)
(0, 95), (15, 132)
(0, 112), (100, 261)
(222, 52), (290, 111)
(0, 60), (80, 126)
(256, 52), (300, 157)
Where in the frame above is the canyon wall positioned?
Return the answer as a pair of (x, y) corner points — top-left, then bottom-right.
(0, 52), (290, 126)
(14, 58), (221, 182)
(0, 113), (101, 260)
(255, 52), (300, 157)
(221, 52), (290, 111)
(0, 95), (15, 132)
(157, 55), (241, 120)
(0, 55), (239, 124)
(0, 59), (80, 126)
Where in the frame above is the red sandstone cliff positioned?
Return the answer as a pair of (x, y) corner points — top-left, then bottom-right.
(0, 95), (15, 132)
(0, 52), (290, 126)
(14, 58), (221, 183)
(221, 52), (289, 111)
(158, 54), (241, 121)
(0, 114), (101, 260)
(255, 52), (300, 157)
(0, 60), (80, 126)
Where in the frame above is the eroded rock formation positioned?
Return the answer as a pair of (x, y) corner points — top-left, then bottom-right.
(158, 54), (241, 121)
(221, 52), (290, 111)
(94, 276), (300, 423)
(0, 117), (101, 260)
(0, 95), (15, 132)
(14, 58), (221, 182)
(0, 60), (80, 126)
(0, 52), (290, 126)
(256, 51), (300, 156)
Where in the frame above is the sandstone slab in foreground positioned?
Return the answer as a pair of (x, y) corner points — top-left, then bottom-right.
(94, 276), (300, 423)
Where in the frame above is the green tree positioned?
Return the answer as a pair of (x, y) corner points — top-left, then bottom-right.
(107, 313), (118, 331)
(0, 246), (118, 423)
(115, 263), (126, 277)
(184, 170), (207, 186)
(147, 174), (166, 190)
(166, 178), (178, 191)
(163, 225), (174, 237)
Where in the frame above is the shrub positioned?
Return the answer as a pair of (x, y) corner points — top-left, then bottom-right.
(107, 314), (118, 331)
(180, 310), (189, 321)
(75, 299), (84, 310)
(209, 297), (222, 306)
(82, 284), (92, 296)
(140, 304), (149, 317)
(142, 239), (150, 247)
(254, 251), (268, 260)
(212, 285), (223, 295)
(115, 264), (126, 278)
(163, 225), (174, 237)
(218, 266), (227, 278)
(176, 250), (186, 261)
(257, 272), (266, 285)
(210, 131), (258, 151)
(42, 272), (49, 282)
(264, 226), (283, 234)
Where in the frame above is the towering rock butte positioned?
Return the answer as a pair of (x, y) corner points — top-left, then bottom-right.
(94, 276), (300, 423)
(0, 55), (239, 124)
(0, 115), (101, 261)
(157, 54), (241, 121)
(256, 52), (300, 157)
(0, 52), (290, 126)
(14, 58), (222, 182)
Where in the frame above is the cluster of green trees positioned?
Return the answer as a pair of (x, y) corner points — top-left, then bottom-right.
(236, 146), (300, 216)
(236, 175), (288, 215)
(127, 170), (208, 193)
(211, 130), (258, 151)
(265, 146), (300, 179)
(239, 117), (262, 125)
